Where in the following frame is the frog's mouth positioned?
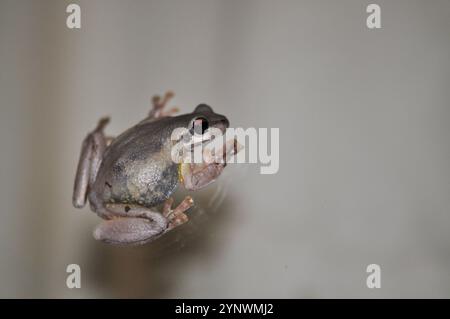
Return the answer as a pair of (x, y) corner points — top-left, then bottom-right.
(178, 137), (242, 191)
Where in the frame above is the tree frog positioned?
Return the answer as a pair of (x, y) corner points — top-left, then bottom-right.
(73, 91), (238, 245)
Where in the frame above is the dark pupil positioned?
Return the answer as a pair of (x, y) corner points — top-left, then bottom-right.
(192, 118), (209, 135)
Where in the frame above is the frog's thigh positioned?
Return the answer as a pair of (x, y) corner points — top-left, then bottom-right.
(94, 204), (169, 245)
(93, 217), (166, 245)
(73, 117), (110, 208)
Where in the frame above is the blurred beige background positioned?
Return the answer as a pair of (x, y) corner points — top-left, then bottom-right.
(1, 0), (450, 298)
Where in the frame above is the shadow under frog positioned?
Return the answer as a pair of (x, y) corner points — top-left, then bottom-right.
(73, 91), (239, 245)
(83, 191), (236, 298)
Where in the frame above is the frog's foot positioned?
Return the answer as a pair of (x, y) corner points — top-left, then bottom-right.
(162, 196), (194, 230)
(93, 204), (169, 245)
(148, 91), (179, 119)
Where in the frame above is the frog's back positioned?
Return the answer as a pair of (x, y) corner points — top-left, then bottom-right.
(91, 118), (180, 208)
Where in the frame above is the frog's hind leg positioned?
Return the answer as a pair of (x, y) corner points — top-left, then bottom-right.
(148, 91), (179, 119)
(93, 197), (194, 245)
(93, 204), (169, 245)
(72, 117), (111, 208)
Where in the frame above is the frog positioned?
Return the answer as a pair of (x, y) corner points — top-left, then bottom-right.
(72, 91), (238, 245)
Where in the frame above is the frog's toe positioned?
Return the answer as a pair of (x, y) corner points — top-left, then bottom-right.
(168, 212), (189, 230)
(95, 116), (110, 132)
(165, 196), (194, 230)
(148, 90), (176, 119)
(162, 197), (174, 217)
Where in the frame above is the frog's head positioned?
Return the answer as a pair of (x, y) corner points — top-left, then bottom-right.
(177, 104), (241, 191)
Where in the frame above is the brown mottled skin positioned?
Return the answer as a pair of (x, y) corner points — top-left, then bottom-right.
(73, 92), (234, 246)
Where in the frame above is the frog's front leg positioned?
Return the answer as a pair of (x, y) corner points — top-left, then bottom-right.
(180, 163), (225, 191)
(73, 117), (111, 208)
(93, 197), (194, 245)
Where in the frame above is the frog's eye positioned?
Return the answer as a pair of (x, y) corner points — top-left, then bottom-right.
(190, 117), (209, 135)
